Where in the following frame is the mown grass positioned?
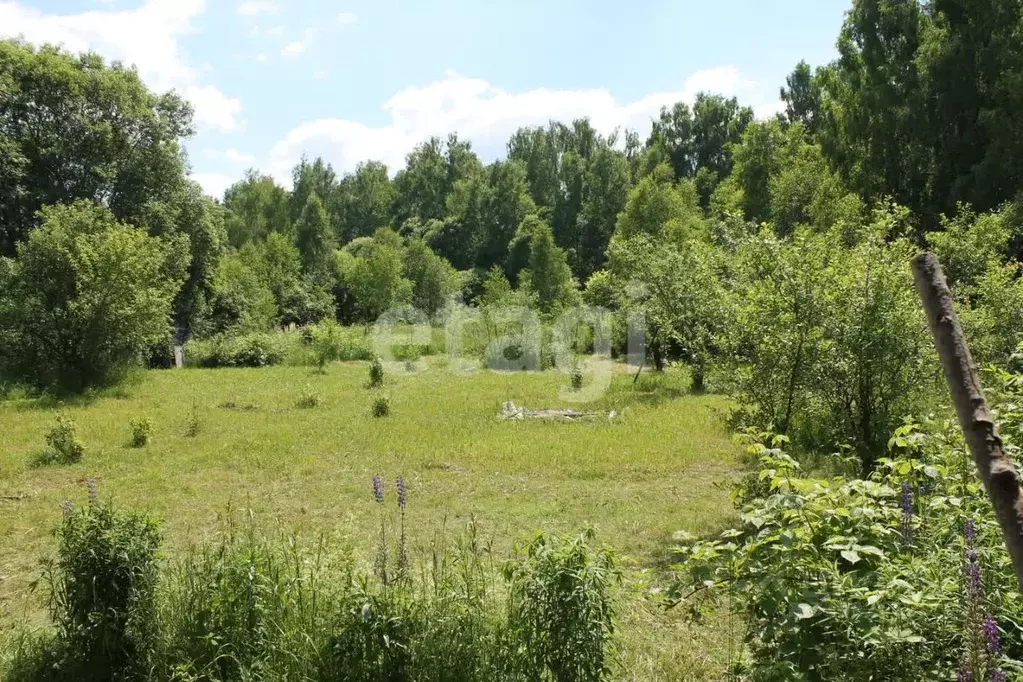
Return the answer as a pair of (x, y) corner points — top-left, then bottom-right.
(0, 359), (741, 679)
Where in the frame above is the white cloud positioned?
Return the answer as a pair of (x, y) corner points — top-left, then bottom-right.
(237, 1), (278, 17)
(0, 0), (243, 133)
(266, 67), (782, 185)
(249, 24), (283, 38)
(191, 172), (237, 199)
(281, 28), (316, 59)
(313, 69), (328, 80)
(202, 148), (256, 164)
(335, 12), (357, 26)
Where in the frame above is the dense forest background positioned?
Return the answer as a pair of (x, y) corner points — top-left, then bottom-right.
(2, 0), (1023, 464)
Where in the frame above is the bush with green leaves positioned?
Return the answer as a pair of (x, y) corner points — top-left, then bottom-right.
(0, 201), (188, 393)
(12, 488), (162, 682)
(505, 530), (620, 682)
(187, 332), (286, 368)
(368, 356), (385, 388)
(372, 395), (391, 418)
(36, 412), (85, 466)
(129, 417), (153, 448)
(670, 403), (1023, 680)
(724, 213), (935, 469)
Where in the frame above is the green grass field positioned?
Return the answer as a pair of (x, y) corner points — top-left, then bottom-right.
(0, 359), (741, 679)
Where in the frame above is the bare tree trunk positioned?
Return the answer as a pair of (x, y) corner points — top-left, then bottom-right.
(912, 252), (1023, 591)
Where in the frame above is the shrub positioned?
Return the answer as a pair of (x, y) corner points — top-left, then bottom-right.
(296, 385), (320, 409)
(129, 417), (152, 448)
(372, 396), (390, 418)
(5, 504), (622, 682)
(36, 412), (85, 466)
(670, 408), (1023, 680)
(188, 332), (286, 368)
(368, 356), (384, 388)
(570, 362), (584, 391)
(309, 318), (346, 371)
(47, 489), (162, 681)
(0, 201), (188, 393)
(505, 531), (620, 681)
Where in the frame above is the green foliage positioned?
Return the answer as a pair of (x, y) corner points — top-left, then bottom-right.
(224, 170), (291, 247)
(340, 230), (414, 322)
(614, 164), (704, 241)
(129, 416), (153, 448)
(808, 0), (1023, 220)
(608, 232), (726, 385)
(0, 201), (187, 393)
(403, 238), (456, 316)
(925, 204), (1013, 290)
(372, 395), (391, 417)
(505, 531), (620, 682)
(670, 413), (1023, 681)
(648, 93), (754, 182)
(295, 192), (335, 277)
(0, 39), (192, 256)
(960, 261), (1023, 367)
(42, 492), (161, 681)
(187, 332), (286, 368)
(519, 218), (578, 315)
(158, 520), (330, 682)
(724, 217), (934, 467)
(36, 412), (85, 466)
(296, 384), (321, 409)
(334, 160), (396, 243)
(368, 356), (385, 388)
(202, 251), (278, 336)
(185, 403), (201, 438)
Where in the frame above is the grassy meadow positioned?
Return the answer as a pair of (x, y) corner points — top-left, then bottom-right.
(0, 359), (741, 679)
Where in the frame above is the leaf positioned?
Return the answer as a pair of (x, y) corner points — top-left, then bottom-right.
(793, 603), (816, 620)
(840, 549), (861, 565)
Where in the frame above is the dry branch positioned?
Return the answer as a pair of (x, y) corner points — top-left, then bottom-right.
(911, 251), (1023, 590)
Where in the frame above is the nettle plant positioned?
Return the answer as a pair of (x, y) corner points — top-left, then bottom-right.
(670, 412), (1023, 681)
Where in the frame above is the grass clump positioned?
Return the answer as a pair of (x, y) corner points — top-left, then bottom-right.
(184, 403), (201, 437)
(129, 416), (153, 448)
(33, 411), (85, 466)
(296, 384), (321, 409)
(372, 396), (391, 418)
(5, 489), (620, 682)
(367, 356), (385, 388)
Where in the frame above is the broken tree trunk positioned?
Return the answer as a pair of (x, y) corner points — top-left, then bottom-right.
(911, 252), (1023, 591)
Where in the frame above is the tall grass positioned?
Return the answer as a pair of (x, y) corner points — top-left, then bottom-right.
(5, 492), (620, 682)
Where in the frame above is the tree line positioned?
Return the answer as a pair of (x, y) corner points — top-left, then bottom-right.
(2, 0), (1023, 466)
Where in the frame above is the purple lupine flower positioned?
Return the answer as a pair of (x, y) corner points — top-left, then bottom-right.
(396, 477), (407, 510)
(62, 499), (75, 518)
(957, 670), (973, 682)
(900, 482), (913, 542)
(87, 478), (97, 506)
(983, 616), (1001, 656)
(989, 669), (1006, 682)
(965, 519), (977, 547)
(965, 549), (983, 597)
(372, 475), (385, 504)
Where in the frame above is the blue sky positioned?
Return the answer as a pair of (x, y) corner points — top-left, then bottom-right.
(1, 0), (851, 197)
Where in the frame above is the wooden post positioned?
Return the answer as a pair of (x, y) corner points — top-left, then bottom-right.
(911, 252), (1023, 590)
